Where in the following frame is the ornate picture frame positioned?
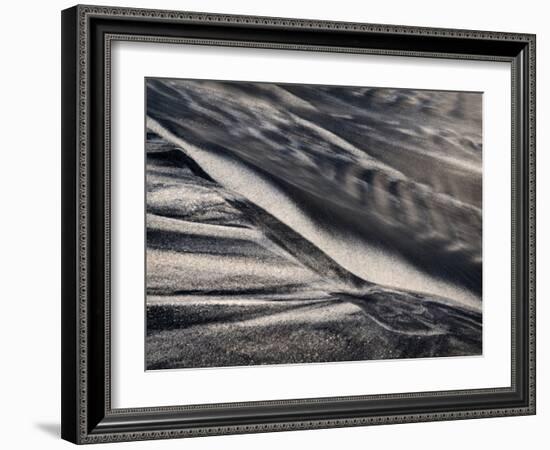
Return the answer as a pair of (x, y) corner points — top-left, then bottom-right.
(61, 5), (536, 444)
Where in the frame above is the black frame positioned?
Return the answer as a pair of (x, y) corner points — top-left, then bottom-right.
(61, 4), (536, 444)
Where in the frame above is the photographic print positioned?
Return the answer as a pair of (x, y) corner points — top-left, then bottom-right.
(145, 78), (482, 370)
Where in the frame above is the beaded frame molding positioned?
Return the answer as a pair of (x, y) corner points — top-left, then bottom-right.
(61, 4), (536, 444)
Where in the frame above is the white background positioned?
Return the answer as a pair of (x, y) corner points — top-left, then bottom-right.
(0, 0), (547, 449)
(113, 42), (511, 408)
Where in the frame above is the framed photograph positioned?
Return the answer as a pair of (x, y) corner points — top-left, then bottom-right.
(61, 5), (536, 444)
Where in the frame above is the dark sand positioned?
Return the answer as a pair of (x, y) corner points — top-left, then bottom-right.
(145, 79), (483, 370)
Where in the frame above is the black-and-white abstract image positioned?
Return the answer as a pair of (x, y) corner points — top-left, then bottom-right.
(145, 78), (482, 370)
